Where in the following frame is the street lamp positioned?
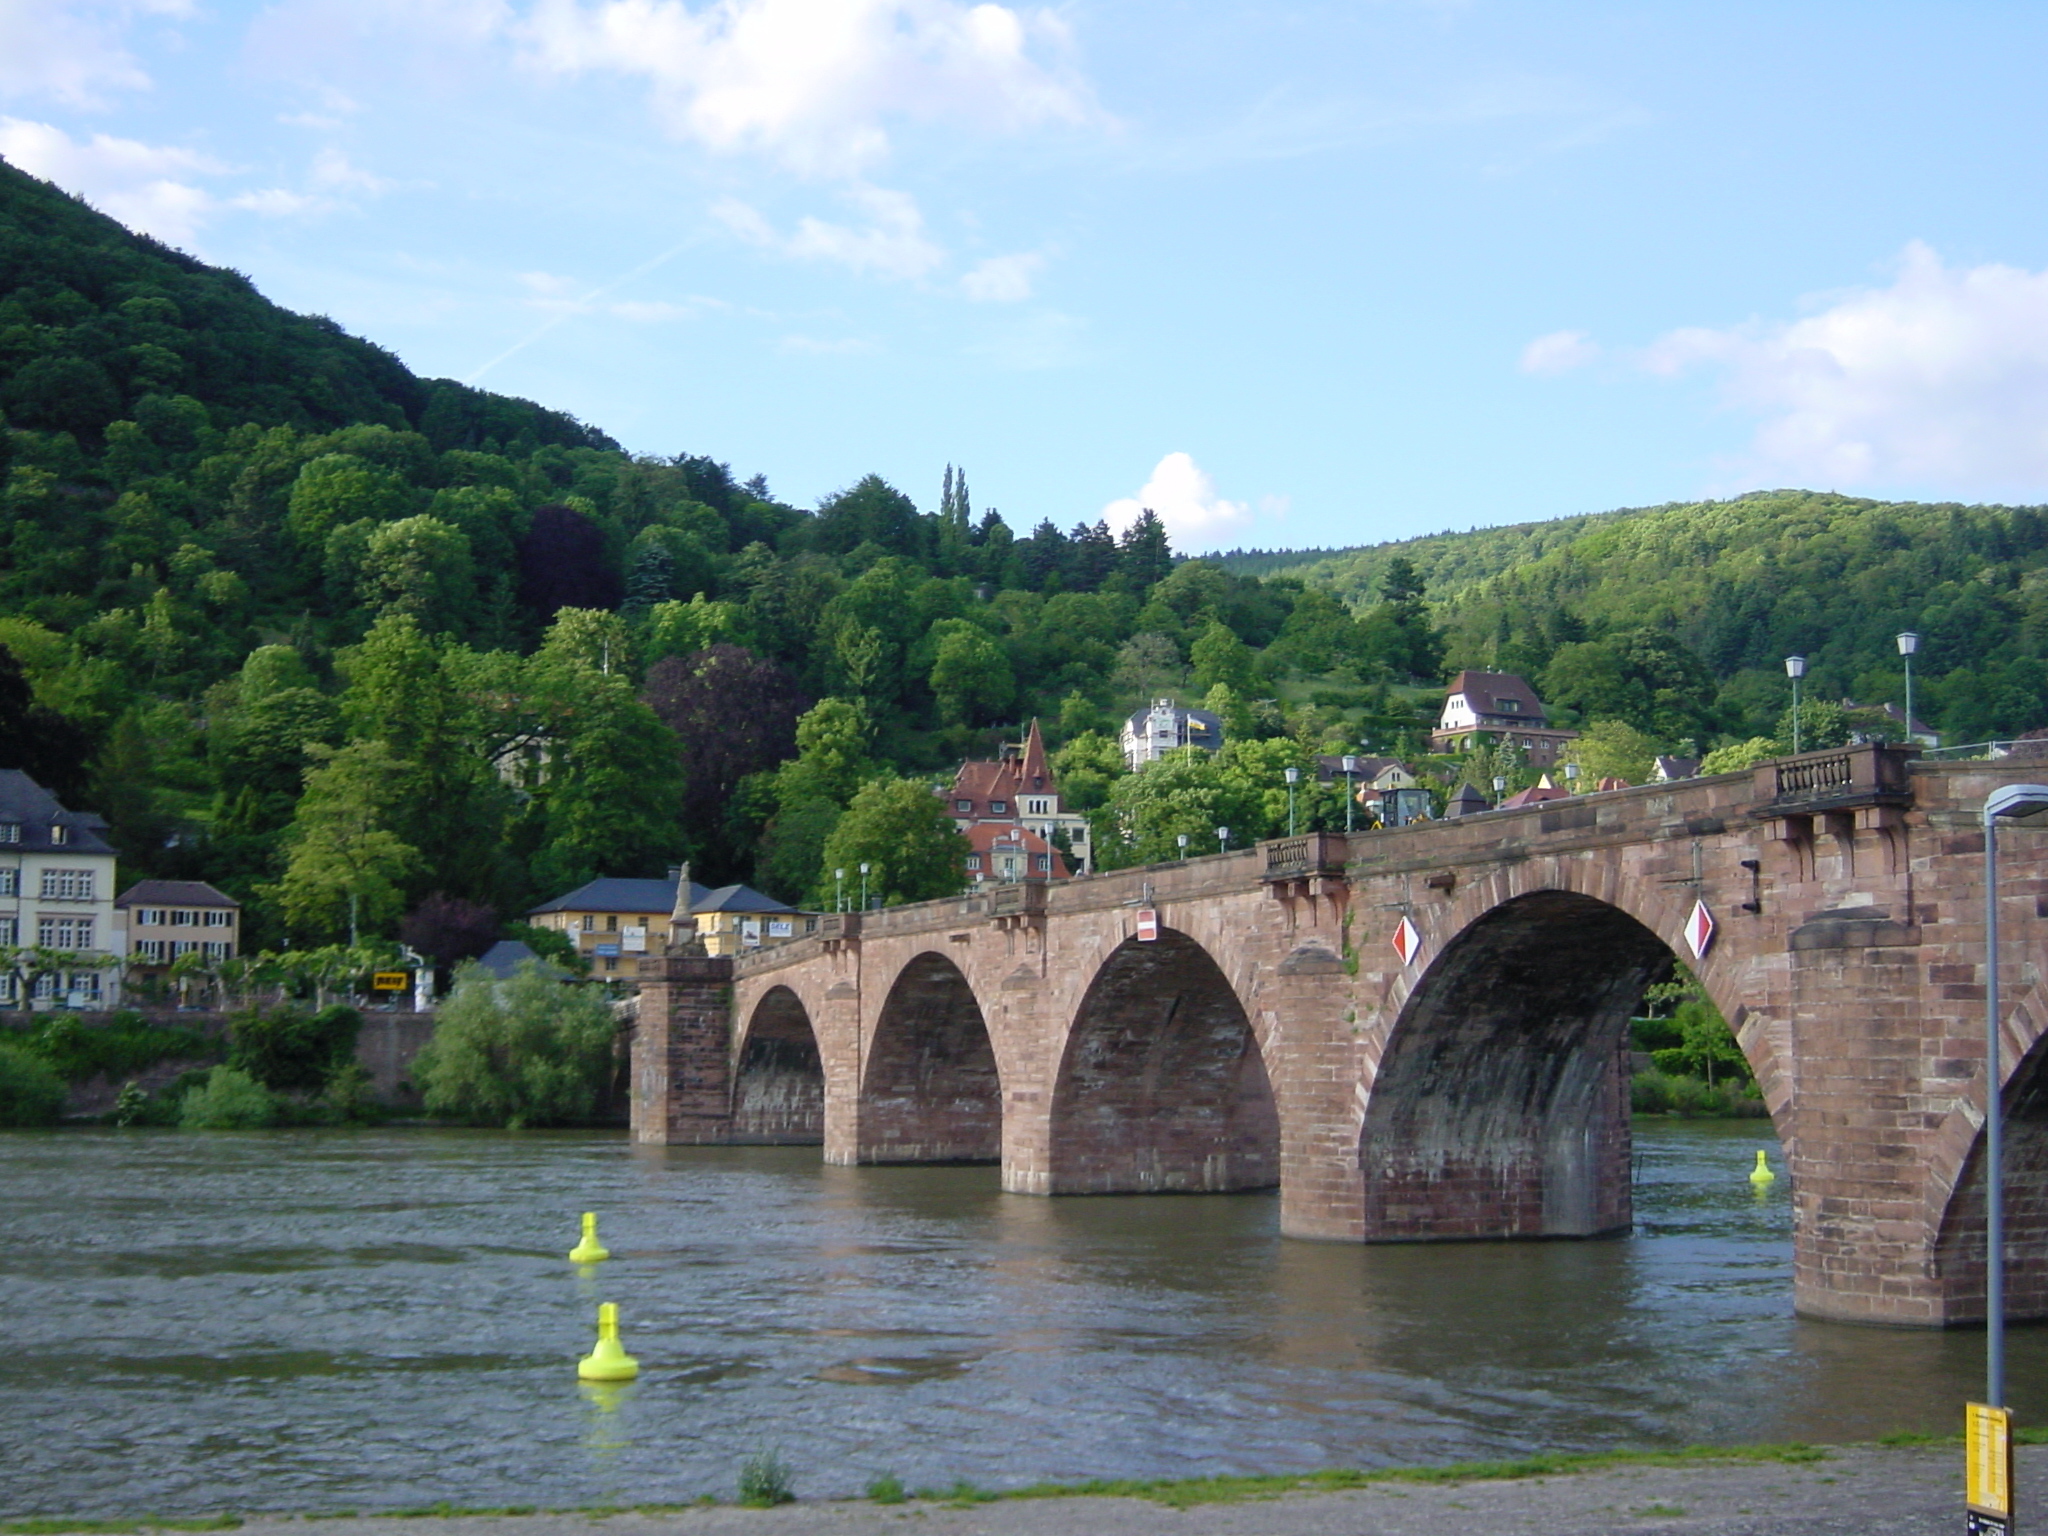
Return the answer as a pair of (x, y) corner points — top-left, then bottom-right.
(1564, 761), (1581, 792)
(1285, 766), (1301, 837)
(859, 861), (871, 910)
(1898, 632), (1920, 746)
(1785, 655), (1807, 754)
(1176, 833), (1189, 859)
(1492, 775), (1507, 808)
(1342, 756), (1359, 833)
(834, 867), (845, 913)
(1981, 783), (2048, 1412)
(1216, 826), (1230, 854)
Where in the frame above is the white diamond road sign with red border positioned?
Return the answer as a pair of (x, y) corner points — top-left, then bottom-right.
(1392, 915), (1421, 967)
(1683, 899), (1715, 960)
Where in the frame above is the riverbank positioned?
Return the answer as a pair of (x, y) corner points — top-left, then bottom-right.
(11, 1444), (2034, 1536)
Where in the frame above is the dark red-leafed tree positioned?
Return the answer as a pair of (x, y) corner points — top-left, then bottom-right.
(400, 892), (502, 969)
(642, 645), (809, 881)
(517, 502), (623, 621)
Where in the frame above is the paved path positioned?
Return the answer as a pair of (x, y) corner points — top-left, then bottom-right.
(212, 1445), (2041, 1536)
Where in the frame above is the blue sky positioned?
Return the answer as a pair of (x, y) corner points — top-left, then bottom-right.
(6, 1), (2048, 553)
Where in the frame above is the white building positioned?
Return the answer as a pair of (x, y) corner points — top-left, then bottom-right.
(1120, 698), (1225, 772)
(0, 770), (122, 1009)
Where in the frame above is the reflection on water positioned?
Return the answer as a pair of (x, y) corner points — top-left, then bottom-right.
(0, 1122), (2035, 1516)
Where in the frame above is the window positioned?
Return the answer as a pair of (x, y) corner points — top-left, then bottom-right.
(49, 823), (68, 845)
(171, 940), (197, 956)
(607, 915), (618, 931)
(170, 909), (196, 926)
(0, 869), (15, 896)
(965, 855), (981, 870)
(134, 908), (161, 926)
(37, 915), (93, 949)
(604, 957), (617, 972)
(0, 917), (14, 945)
(204, 910), (233, 928)
(203, 941), (232, 959)
(1035, 854), (1050, 872)
(136, 939), (167, 961)
(990, 800), (1008, 814)
(40, 869), (94, 900)
(1499, 699), (1520, 712)
(955, 799), (973, 812)
(0, 822), (17, 843)
(581, 915), (595, 931)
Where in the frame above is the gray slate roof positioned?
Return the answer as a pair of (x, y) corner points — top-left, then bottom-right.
(526, 875), (793, 917)
(474, 940), (570, 980)
(0, 770), (115, 854)
(116, 879), (238, 909)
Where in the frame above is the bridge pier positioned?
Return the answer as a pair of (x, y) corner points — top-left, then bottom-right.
(630, 953), (735, 1144)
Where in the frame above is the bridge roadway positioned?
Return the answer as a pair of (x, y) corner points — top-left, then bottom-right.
(631, 745), (2048, 1326)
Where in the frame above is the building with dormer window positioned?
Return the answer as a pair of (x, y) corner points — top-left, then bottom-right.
(114, 879), (242, 978)
(1428, 671), (1579, 767)
(0, 770), (121, 1008)
(943, 719), (1092, 874)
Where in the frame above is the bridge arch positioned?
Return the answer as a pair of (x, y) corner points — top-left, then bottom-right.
(858, 950), (1003, 1163)
(732, 984), (824, 1143)
(1046, 927), (1279, 1194)
(1361, 884), (1780, 1240)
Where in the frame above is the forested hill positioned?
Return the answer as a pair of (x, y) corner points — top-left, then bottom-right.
(1223, 490), (2048, 745)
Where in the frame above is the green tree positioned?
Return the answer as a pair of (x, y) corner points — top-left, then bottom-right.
(1560, 719), (1660, 786)
(525, 663), (685, 893)
(1050, 729), (1125, 811)
(359, 515), (476, 633)
(813, 776), (970, 907)
(1190, 619), (1259, 696)
(1699, 736), (1784, 774)
(775, 698), (873, 810)
(271, 740), (421, 943)
(412, 960), (621, 1127)
(928, 618), (1014, 725)
(1099, 747), (1261, 866)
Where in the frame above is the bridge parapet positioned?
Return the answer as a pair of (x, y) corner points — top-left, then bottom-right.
(1752, 741), (1916, 811)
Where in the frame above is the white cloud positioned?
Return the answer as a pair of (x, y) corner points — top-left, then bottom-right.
(0, 0), (173, 106)
(1520, 328), (1600, 375)
(310, 146), (390, 193)
(518, 0), (1097, 178)
(717, 183), (944, 280)
(0, 117), (344, 246)
(1103, 452), (1254, 551)
(961, 250), (1041, 302)
(1638, 243), (2048, 493)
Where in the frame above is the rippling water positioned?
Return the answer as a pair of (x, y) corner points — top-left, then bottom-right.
(0, 1121), (2037, 1516)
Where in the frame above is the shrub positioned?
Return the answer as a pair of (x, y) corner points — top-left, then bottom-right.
(179, 1066), (279, 1129)
(737, 1450), (794, 1507)
(16, 1011), (217, 1083)
(320, 1062), (384, 1123)
(410, 961), (619, 1128)
(113, 1081), (147, 1127)
(0, 1043), (67, 1127)
(228, 1004), (361, 1096)
(866, 1474), (905, 1505)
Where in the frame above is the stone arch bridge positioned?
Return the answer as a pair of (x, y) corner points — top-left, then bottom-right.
(631, 746), (2048, 1327)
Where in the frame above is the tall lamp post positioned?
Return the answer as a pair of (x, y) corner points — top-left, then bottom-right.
(1176, 833), (1189, 859)
(1492, 775), (1507, 808)
(1342, 756), (1359, 833)
(1564, 761), (1581, 793)
(1981, 784), (2048, 1415)
(859, 861), (871, 910)
(1898, 632), (1920, 745)
(834, 867), (845, 912)
(1216, 826), (1230, 855)
(1285, 766), (1300, 838)
(1785, 655), (1807, 753)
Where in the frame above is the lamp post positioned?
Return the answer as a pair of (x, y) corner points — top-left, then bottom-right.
(834, 867), (845, 913)
(1342, 756), (1359, 833)
(1285, 766), (1300, 838)
(1492, 775), (1507, 808)
(1217, 826), (1230, 855)
(859, 861), (871, 910)
(1564, 761), (1581, 792)
(1898, 632), (1920, 745)
(1785, 655), (1807, 754)
(1981, 783), (2048, 1411)
(1176, 833), (1189, 859)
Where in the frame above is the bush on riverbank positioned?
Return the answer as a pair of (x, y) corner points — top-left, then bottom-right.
(228, 1004), (362, 1097)
(5, 1011), (219, 1083)
(0, 1042), (67, 1126)
(410, 960), (620, 1128)
(1632, 1068), (1769, 1118)
(178, 1066), (280, 1129)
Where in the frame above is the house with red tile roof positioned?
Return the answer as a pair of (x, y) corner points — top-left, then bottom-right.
(942, 720), (1092, 874)
(1429, 670), (1580, 767)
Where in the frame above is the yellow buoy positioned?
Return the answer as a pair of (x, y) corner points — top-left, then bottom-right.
(578, 1302), (639, 1382)
(1749, 1149), (1776, 1188)
(568, 1211), (609, 1264)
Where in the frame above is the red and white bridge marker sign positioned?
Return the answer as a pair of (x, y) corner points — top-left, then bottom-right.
(1683, 899), (1715, 961)
(1391, 915), (1421, 967)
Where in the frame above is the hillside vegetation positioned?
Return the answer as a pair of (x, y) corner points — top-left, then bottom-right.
(1224, 490), (2048, 746)
(5, 149), (2047, 961)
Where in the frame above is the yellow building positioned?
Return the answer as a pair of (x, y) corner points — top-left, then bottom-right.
(526, 869), (808, 975)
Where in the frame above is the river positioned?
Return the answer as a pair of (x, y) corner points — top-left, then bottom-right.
(0, 1121), (2036, 1515)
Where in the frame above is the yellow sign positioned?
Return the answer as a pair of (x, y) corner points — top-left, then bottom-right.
(1967, 1402), (2013, 1520)
(370, 971), (410, 991)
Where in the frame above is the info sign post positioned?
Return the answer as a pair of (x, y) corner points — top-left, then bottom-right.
(1966, 1402), (2014, 1534)
(1135, 908), (1159, 943)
